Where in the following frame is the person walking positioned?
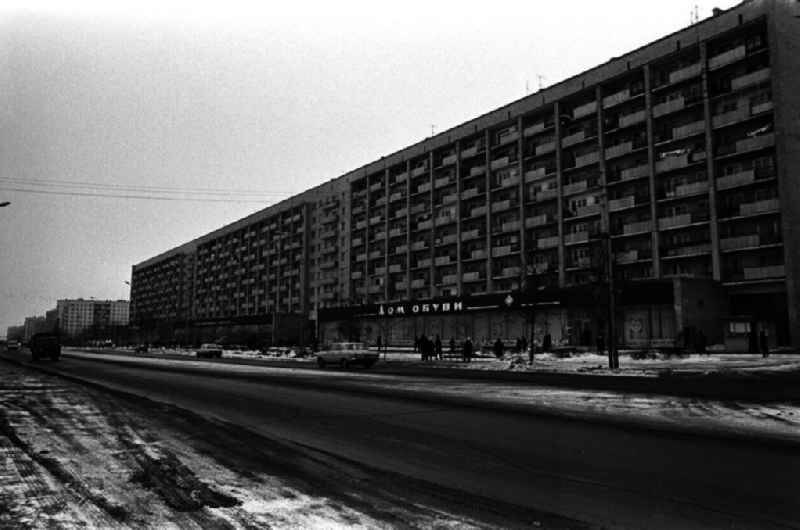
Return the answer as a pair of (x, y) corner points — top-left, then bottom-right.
(462, 337), (473, 363)
(493, 338), (504, 359)
(376, 335), (382, 353)
(419, 334), (428, 361)
(760, 328), (769, 358)
(521, 336), (528, 356)
(434, 335), (443, 360)
(449, 337), (456, 359)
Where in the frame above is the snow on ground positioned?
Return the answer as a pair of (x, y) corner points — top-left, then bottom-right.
(0, 363), (550, 529)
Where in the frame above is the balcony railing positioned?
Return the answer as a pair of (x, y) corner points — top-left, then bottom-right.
(712, 107), (750, 129)
(564, 231), (589, 245)
(524, 167), (549, 183)
(672, 120), (706, 140)
(622, 220), (653, 234)
(666, 181), (708, 198)
(663, 243), (711, 257)
(605, 141), (633, 160)
(574, 151), (600, 168)
(434, 256), (452, 266)
(575, 203), (602, 217)
(573, 100), (598, 119)
(471, 205), (488, 217)
(742, 264), (785, 280)
(733, 133), (775, 155)
(716, 170), (755, 190)
(653, 96), (687, 118)
(470, 165), (487, 177)
(709, 45), (746, 70)
(658, 213), (693, 230)
(730, 68), (771, 91)
(491, 245), (514, 257)
(442, 153), (458, 166)
(615, 250), (639, 264)
(411, 279), (426, 289)
(470, 249), (487, 260)
(461, 187), (480, 200)
(618, 109), (647, 128)
(534, 141), (556, 156)
(461, 229), (481, 241)
(603, 88), (631, 109)
(411, 165), (429, 177)
(562, 180), (588, 196)
(435, 175), (455, 188)
(537, 236), (560, 249)
(491, 200), (513, 213)
(389, 192), (405, 202)
(463, 271), (483, 282)
(562, 130), (588, 148)
(535, 188), (558, 201)
(609, 196), (636, 211)
(738, 197), (779, 216)
(668, 63), (702, 84)
(720, 234), (761, 251)
(525, 214), (550, 228)
(524, 122), (549, 137)
(416, 258), (432, 268)
(490, 156), (514, 170)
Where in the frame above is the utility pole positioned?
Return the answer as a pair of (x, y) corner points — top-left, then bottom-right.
(598, 193), (619, 370)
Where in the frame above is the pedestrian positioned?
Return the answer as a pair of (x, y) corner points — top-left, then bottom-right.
(462, 337), (473, 363)
(414, 335), (420, 354)
(493, 338), (504, 359)
(543, 333), (552, 353)
(760, 328), (769, 358)
(596, 333), (605, 355)
(434, 335), (443, 360)
(376, 335), (382, 353)
(420, 334), (429, 361)
(449, 337), (456, 359)
(515, 337), (522, 354)
(521, 336), (528, 356)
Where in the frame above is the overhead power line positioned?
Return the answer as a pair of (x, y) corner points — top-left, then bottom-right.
(0, 176), (292, 198)
(0, 186), (275, 203)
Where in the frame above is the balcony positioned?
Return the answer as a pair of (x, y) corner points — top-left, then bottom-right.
(537, 236), (560, 249)
(562, 180), (588, 196)
(572, 100), (597, 119)
(393, 207), (408, 219)
(534, 141), (556, 156)
(372, 231), (386, 241)
(355, 220), (367, 230)
(732, 133), (775, 156)
(738, 197), (779, 216)
(496, 266), (522, 278)
(496, 130), (520, 146)
(525, 214), (550, 228)
(470, 165), (487, 177)
(369, 250), (382, 259)
(415, 182), (432, 194)
(435, 175), (455, 188)
(351, 271), (363, 279)
(470, 249), (487, 260)
(653, 97), (687, 118)
(461, 229), (481, 241)
(395, 281), (408, 291)
(672, 121), (706, 140)
(569, 257), (592, 269)
(490, 156), (514, 170)
(668, 62), (702, 84)
(434, 215), (456, 227)
(574, 151), (600, 168)
(411, 165), (429, 177)
(605, 141), (634, 160)
(564, 231), (589, 245)
(524, 122), (549, 137)
(609, 196), (636, 212)
(720, 234), (761, 251)
(491, 245), (515, 257)
(622, 220), (653, 234)
(575, 203), (602, 217)
(730, 68), (771, 91)
(434, 256), (452, 266)
(497, 174), (521, 189)
(463, 271), (484, 282)
(435, 234), (458, 245)
(716, 170), (755, 190)
(615, 250), (640, 264)
(416, 258), (432, 268)
(662, 243), (711, 258)
(655, 151), (706, 173)
(708, 45), (746, 70)
(461, 187), (480, 200)
(603, 88), (631, 109)
(389, 227), (404, 238)
(500, 220), (521, 233)
(470, 205), (488, 218)
(442, 153), (458, 166)
(411, 240), (428, 251)
(395, 244), (408, 254)
(712, 107), (750, 129)
(388, 263), (403, 274)
(461, 145), (481, 159)
(524, 167), (548, 183)
(535, 188), (559, 201)
(369, 181), (383, 192)
(532, 262), (552, 274)
(368, 284), (383, 295)
(441, 274), (458, 285)
(663, 180), (709, 200)
(415, 219), (433, 231)
(657, 214), (693, 230)
(369, 215), (384, 225)
(618, 110), (647, 128)
(619, 164), (650, 181)
(562, 130), (589, 148)
(389, 192), (405, 203)
(742, 265), (785, 280)
(411, 279), (427, 289)
(393, 172), (408, 184)
(491, 200), (513, 213)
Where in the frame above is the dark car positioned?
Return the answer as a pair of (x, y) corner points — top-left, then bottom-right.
(196, 343), (223, 358)
(30, 333), (61, 361)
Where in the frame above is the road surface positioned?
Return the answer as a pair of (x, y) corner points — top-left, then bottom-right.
(4, 350), (800, 529)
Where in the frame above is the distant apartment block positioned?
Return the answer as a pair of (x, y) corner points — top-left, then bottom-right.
(56, 299), (130, 338)
(131, 0), (800, 350)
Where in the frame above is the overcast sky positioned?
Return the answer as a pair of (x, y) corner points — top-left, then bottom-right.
(0, 0), (741, 334)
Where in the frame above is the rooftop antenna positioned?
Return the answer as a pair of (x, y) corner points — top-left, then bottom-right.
(690, 4), (700, 24)
(538, 75), (546, 90)
(431, 124), (436, 136)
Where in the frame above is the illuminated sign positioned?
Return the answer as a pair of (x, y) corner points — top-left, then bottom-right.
(377, 299), (465, 317)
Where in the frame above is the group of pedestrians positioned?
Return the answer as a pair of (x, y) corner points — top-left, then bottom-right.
(414, 334), (475, 362)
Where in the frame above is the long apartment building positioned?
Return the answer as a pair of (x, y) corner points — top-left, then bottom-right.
(131, 0), (800, 350)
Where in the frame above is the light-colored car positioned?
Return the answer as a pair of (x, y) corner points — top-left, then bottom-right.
(196, 343), (223, 359)
(316, 342), (379, 368)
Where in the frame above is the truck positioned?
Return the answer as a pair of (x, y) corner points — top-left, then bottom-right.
(30, 333), (61, 361)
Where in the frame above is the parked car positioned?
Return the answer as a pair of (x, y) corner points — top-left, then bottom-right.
(316, 342), (379, 368)
(30, 333), (61, 361)
(196, 343), (223, 359)
(134, 344), (149, 353)
(6, 340), (21, 351)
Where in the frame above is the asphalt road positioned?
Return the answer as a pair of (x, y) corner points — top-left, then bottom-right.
(4, 350), (799, 529)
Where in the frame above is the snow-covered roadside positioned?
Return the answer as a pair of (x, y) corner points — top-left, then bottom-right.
(0, 363), (570, 529)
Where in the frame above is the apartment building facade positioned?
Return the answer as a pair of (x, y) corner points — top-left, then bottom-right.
(56, 299), (130, 339)
(131, 0), (800, 350)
